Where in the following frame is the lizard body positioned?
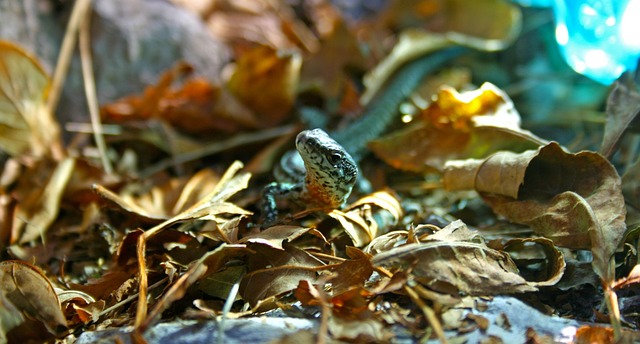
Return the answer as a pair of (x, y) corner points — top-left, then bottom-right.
(262, 47), (466, 224)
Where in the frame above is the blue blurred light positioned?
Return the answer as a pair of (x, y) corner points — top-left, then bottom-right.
(552, 0), (640, 84)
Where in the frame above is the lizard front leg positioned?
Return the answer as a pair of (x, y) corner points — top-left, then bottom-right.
(261, 181), (302, 226)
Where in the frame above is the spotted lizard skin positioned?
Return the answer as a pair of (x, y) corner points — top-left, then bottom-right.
(262, 129), (357, 225)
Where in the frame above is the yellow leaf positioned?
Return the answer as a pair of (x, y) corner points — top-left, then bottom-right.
(0, 40), (62, 158)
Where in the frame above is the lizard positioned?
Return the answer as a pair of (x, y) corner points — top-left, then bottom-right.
(262, 128), (358, 225)
(261, 46), (466, 225)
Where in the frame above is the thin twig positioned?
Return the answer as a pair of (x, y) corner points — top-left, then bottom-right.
(139, 125), (297, 178)
(217, 276), (242, 344)
(404, 285), (447, 344)
(604, 258), (622, 341)
(79, 1), (113, 174)
(134, 234), (148, 329)
(47, 0), (91, 114)
(97, 278), (168, 318)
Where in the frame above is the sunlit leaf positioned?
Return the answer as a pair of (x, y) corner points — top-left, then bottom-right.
(95, 163), (251, 224)
(370, 83), (545, 172)
(0, 40), (62, 158)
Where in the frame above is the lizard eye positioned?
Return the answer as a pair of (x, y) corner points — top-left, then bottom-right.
(327, 152), (342, 165)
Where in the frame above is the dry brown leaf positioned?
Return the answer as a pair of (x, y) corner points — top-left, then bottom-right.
(621, 157), (640, 226)
(380, 0), (521, 51)
(197, 265), (245, 300)
(327, 310), (392, 342)
(444, 142), (627, 282)
(57, 289), (103, 325)
(205, 0), (318, 52)
(11, 157), (75, 244)
(364, 219), (477, 255)
(240, 242), (324, 307)
(295, 279), (392, 342)
(228, 45), (301, 126)
(0, 40), (63, 159)
(370, 83), (545, 173)
(327, 253), (373, 295)
(94, 169), (220, 220)
(300, 19), (366, 99)
(600, 74), (640, 158)
(372, 241), (537, 295)
(0, 260), (67, 333)
(101, 62), (259, 134)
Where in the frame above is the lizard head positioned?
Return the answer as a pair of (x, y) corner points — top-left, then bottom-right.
(296, 128), (358, 207)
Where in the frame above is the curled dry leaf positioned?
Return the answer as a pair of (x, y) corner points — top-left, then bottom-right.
(228, 45), (301, 126)
(240, 225), (314, 249)
(0, 260), (67, 333)
(444, 142), (626, 282)
(502, 237), (566, 287)
(329, 190), (403, 247)
(370, 82), (544, 173)
(0, 40), (63, 158)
